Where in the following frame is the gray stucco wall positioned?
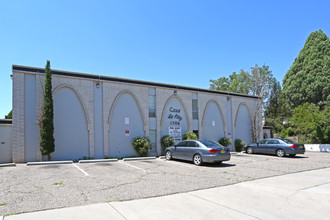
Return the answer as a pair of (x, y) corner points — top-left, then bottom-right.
(0, 124), (12, 163)
(234, 104), (252, 145)
(94, 82), (104, 159)
(108, 92), (144, 158)
(11, 66), (261, 161)
(24, 74), (37, 162)
(52, 87), (89, 160)
(202, 101), (225, 142)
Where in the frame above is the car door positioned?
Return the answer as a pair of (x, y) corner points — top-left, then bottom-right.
(264, 139), (276, 154)
(255, 140), (267, 153)
(184, 141), (198, 160)
(268, 139), (281, 154)
(173, 141), (187, 159)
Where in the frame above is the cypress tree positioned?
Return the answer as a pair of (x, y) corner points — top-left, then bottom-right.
(282, 30), (330, 109)
(40, 60), (55, 160)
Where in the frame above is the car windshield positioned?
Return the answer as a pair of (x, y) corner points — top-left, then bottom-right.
(281, 139), (297, 144)
(200, 141), (223, 148)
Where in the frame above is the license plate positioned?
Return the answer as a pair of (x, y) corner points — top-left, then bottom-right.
(299, 146), (302, 148)
(220, 150), (225, 153)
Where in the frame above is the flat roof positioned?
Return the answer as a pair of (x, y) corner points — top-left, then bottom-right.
(12, 65), (259, 100)
(0, 119), (12, 124)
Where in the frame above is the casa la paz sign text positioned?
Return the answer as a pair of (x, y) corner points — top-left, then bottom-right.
(168, 107), (182, 126)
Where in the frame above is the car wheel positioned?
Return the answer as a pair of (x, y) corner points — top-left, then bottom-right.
(165, 151), (172, 160)
(246, 147), (253, 154)
(276, 149), (285, 157)
(289, 154), (296, 157)
(193, 154), (202, 166)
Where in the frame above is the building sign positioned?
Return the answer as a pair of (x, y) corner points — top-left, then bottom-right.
(169, 126), (181, 142)
(125, 117), (129, 125)
(125, 130), (130, 136)
(167, 107), (182, 126)
(167, 106), (183, 141)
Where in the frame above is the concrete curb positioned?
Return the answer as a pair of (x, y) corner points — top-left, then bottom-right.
(79, 159), (118, 163)
(27, 161), (73, 166)
(123, 157), (156, 161)
(0, 163), (16, 167)
(159, 156), (165, 159)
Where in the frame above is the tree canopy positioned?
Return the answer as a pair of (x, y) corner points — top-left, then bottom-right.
(282, 30), (330, 109)
(210, 64), (277, 111)
(210, 64), (277, 142)
(40, 60), (55, 160)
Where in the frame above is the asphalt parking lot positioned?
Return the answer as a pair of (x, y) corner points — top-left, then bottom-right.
(1, 152), (330, 216)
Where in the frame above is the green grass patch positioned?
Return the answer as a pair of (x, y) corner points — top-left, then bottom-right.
(52, 181), (63, 185)
(0, 202), (7, 206)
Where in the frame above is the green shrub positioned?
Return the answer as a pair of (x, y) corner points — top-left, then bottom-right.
(219, 137), (232, 147)
(286, 127), (294, 136)
(131, 137), (151, 157)
(280, 129), (288, 138)
(182, 131), (197, 140)
(161, 135), (175, 154)
(234, 139), (245, 152)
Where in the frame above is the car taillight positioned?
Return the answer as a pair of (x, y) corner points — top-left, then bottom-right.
(290, 145), (297, 148)
(209, 149), (218, 153)
(226, 148), (230, 152)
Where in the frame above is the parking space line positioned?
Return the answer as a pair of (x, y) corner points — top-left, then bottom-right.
(163, 160), (196, 168)
(72, 164), (89, 176)
(119, 161), (147, 173)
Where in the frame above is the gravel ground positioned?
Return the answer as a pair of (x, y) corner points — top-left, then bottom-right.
(1, 152), (329, 215)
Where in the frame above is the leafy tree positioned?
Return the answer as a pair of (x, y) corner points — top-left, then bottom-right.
(209, 70), (250, 94)
(40, 60), (55, 160)
(5, 110), (12, 119)
(291, 103), (329, 143)
(282, 30), (330, 109)
(210, 64), (278, 142)
(265, 80), (282, 118)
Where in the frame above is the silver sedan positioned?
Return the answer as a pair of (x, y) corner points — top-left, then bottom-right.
(245, 138), (305, 157)
(165, 140), (231, 166)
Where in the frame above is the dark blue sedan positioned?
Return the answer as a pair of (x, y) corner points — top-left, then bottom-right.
(245, 138), (305, 157)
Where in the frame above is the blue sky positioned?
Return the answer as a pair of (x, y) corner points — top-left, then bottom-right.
(1, 0), (329, 118)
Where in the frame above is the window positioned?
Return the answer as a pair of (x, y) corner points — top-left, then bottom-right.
(186, 141), (198, 147)
(267, 139), (279, 144)
(192, 99), (198, 120)
(259, 140), (267, 144)
(281, 139), (297, 144)
(176, 141), (187, 147)
(148, 94), (156, 117)
(200, 141), (222, 147)
(149, 129), (156, 151)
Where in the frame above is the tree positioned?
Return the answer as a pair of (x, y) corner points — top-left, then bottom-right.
(291, 103), (329, 143)
(249, 65), (275, 142)
(282, 30), (330, 109)
(5, 110), (12, 119)
(40, 60), (55, 160)
(210, 64), (278, 142)
(265, 80), (281, 118)
(209, 70), (250, 94)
